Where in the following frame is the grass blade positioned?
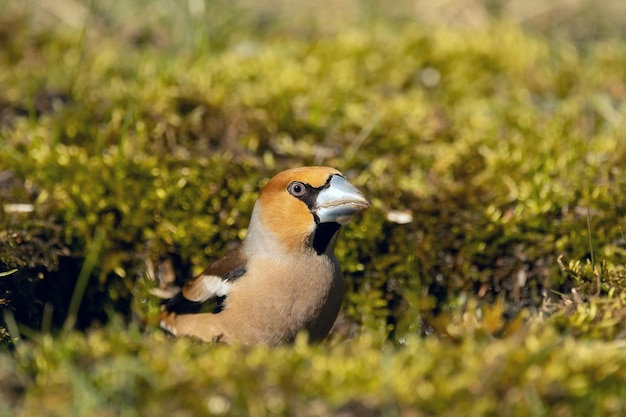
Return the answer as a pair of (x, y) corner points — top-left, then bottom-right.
(63, 227), (106, 331)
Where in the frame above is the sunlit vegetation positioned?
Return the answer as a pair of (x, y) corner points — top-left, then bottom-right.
(2, 0), (626, 415)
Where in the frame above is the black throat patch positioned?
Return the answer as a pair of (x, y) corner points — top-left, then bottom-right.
(312, 222), (341, 255)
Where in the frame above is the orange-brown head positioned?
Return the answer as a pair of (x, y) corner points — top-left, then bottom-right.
(247, 167), (369, 255)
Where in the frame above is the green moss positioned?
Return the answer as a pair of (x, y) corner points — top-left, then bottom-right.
(2, 0), (626, 414)
(6, 321), (626, 416)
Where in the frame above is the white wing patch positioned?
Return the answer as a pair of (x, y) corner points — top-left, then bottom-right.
(197, 274), (231, 300)
(181, 274), (234, 303)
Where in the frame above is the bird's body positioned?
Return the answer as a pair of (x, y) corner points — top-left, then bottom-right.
(160, 167), (368, 345)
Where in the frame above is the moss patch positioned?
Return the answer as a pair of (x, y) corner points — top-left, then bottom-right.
(2, 0), (626, 414)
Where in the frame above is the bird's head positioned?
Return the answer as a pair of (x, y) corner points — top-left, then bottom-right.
(249, 166), (369, 255)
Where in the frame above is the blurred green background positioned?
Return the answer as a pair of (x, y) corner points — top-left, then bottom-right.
(2, 0), (626, 415)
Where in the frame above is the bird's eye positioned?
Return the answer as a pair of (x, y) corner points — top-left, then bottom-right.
(288, 181), (307, 197)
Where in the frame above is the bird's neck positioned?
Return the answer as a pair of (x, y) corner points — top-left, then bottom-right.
(244, 202), (339, 258)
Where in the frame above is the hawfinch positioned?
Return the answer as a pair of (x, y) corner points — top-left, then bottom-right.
(160, 166), (369, 345)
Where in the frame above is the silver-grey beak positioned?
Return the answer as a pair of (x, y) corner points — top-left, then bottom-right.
(314, 175), (369, 225)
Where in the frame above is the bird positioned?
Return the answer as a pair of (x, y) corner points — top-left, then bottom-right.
(159, 166), (369, 345)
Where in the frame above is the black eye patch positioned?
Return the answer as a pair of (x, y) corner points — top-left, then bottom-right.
(286, 174), (335, 212)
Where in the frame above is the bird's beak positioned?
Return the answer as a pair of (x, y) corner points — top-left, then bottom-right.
(314, 175), (370, 225)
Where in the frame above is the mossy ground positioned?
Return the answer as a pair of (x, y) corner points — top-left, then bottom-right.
(2, 0), (626, 415)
